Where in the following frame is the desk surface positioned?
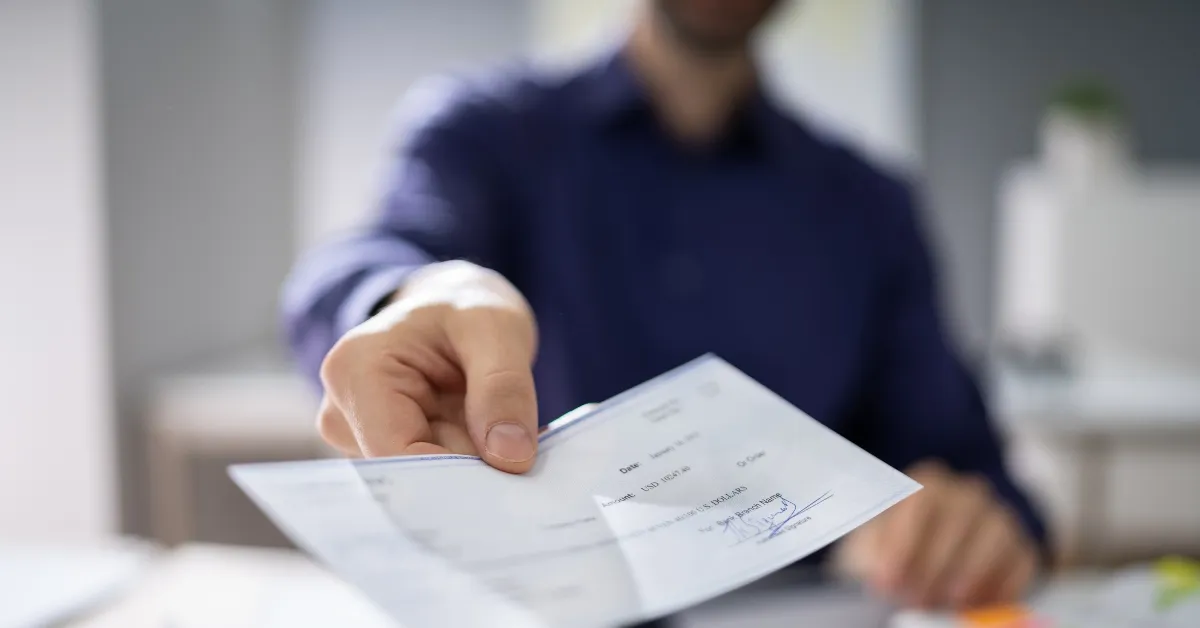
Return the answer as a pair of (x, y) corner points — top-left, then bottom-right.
(72, 544), (393, 628)
(72, 545), (889, 628)
(18, 542), (1188, 628)
(0, 539), (156, 628)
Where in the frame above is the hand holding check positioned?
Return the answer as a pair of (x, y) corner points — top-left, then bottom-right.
(293, 259), (1037, 627)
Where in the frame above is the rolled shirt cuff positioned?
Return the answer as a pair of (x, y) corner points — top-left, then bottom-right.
(335, 265), (424, 337)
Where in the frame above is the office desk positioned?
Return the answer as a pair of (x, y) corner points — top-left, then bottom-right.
(52, 543), (1197, 627)
(678, 570), (891, 628)
(66, 544), (887, 628)
(145, 350), (322, 545)
(71, 544), (393, 628)
(0, 539), (155, 628)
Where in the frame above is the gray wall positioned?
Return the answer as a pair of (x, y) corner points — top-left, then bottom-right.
(99, 0), (530, 536)
(297, 0), (530, 248)
(920, 0), (1200, 351)
(100, 0), (298, 533)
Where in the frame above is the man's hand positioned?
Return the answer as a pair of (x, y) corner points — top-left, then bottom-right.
(836, 461), (1039, 610)
(316, 261), (540, 472)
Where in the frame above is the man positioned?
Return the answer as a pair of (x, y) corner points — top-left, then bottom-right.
(285, 0), (1046, 612)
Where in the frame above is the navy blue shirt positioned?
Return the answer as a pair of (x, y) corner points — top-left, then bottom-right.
(283, 51), (1046, 547)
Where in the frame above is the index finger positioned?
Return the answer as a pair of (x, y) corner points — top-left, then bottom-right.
(323, 343), (443, 458)
(350, 386), (448, 458)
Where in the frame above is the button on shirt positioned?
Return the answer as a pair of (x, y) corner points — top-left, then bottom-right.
(283, 51), (1047, 549)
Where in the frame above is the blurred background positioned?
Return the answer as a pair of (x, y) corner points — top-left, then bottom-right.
(2, 0), (1199, 623)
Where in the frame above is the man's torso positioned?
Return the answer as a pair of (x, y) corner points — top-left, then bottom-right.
(453, 56), (905, 431)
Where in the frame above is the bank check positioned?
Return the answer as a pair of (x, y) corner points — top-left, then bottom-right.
(231, 355), (920, 628)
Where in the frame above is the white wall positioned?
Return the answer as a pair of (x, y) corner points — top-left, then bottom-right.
(0, 0), (116, 540)
(759, 0), (918, 170)
(297, 0), (530, 248)
(528, 0), (636, 64)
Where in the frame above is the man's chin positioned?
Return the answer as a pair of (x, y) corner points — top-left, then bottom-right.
(653, 0), (782, 54)
(668, 25), (756, 55)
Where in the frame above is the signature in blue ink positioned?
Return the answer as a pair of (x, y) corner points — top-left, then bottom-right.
(718, 491), (834, 544)
(762, 498), (800, 538)
(718, 515), (763, 542)
(718, 498), (794, 543)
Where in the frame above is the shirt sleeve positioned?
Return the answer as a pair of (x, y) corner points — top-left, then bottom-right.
(850, 178), (1050, 553)
(281, 76), (513, 388)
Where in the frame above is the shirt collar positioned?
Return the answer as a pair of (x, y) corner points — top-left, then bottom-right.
(582, 46), (792, 157)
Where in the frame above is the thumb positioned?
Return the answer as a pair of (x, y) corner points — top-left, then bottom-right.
(451, 311), (539, 473)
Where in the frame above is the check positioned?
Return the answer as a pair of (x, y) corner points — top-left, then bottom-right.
(231, 355), (920, 627)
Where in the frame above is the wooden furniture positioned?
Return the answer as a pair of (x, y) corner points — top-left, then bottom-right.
(145, 350), (324, 545)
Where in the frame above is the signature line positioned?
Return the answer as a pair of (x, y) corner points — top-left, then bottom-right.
(767, 490), (834, 539)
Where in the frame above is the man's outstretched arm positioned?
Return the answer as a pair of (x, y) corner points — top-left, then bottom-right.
(282, 77), (513, 387)
(282, 77), (542, 469)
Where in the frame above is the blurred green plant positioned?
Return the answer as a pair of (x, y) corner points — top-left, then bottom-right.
(1049, 79), (1123, 121)
(1153, 556), (1200, 612)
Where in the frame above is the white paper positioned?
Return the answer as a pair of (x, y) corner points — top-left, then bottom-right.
(0, 541), (154, 628)
(231, 355), (919, 628)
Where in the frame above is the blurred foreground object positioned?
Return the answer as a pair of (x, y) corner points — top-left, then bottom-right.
(73, 544), (394, 628)
(0, 539), (154, 628)
(1154, 556), (1200, 612)
(8, 541), (1194, 627)
(892, 558), (1200, 627)
(956, 605), (1041, 628)
(1034, 560), (1200, 627)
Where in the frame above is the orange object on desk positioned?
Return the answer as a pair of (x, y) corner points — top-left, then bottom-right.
(959, 605), (1045, 628)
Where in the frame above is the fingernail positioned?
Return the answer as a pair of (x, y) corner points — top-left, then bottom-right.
(485, 422), (535, 462)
